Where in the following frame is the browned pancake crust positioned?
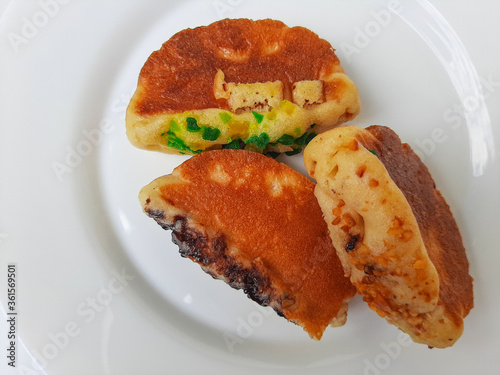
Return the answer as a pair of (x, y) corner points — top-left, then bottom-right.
(140, 150), (355, 339)
(136, 18), (344, 115)
(360, 126), (474, 328)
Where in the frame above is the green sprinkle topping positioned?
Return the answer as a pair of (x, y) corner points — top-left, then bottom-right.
(294, 127), (301, 135)
(252, 111), (264, 124)
(294, 132), (309, 146)
(369, 149), (378, 156)
(223, 139), (242, 149)
(165, 130), (201, 154)
(245, 132), (270, 149)
(277, 134), (294, 146)
(219, 112), (232, 124)
(294, 132), (317, 146)
(202, 126), (221, 141)
(285, 148), (302, 156)
(186, 117), (200, 132)
(306, 132), (317, 144)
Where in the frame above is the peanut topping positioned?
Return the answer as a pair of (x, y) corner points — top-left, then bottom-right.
(387, 216), (412, 239)
(387, 226), (404, 236)
(356, 165), (367, 178)
(357, 245), (370, 255)
(392, 216), (404, 228)
(342, 213), (356, 228)
(401, 230), (414, 242)
(348, 139), (359, 151)
(375, 256), (389, 266)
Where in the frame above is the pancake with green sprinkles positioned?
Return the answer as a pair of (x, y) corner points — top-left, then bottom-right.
(139, 150), (356, 339)
(126, 18), (360, 155)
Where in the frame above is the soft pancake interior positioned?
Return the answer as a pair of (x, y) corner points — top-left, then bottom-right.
(304, 125), (473, 347)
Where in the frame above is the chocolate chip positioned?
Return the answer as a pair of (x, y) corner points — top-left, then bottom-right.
(151, 214), (288, 322)
(345, 234), (359, 252)
(146, 209), (165, 220)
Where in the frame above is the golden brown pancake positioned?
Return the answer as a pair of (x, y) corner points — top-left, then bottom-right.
(127, 18), (360, 155)
(304, 125), (473, 348)
(139, 149), (356, 339)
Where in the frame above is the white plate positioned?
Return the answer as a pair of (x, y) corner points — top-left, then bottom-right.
(1, 1), (500, 374)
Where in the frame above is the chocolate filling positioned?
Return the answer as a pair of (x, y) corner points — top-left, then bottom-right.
(146, 212), (284, 312)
